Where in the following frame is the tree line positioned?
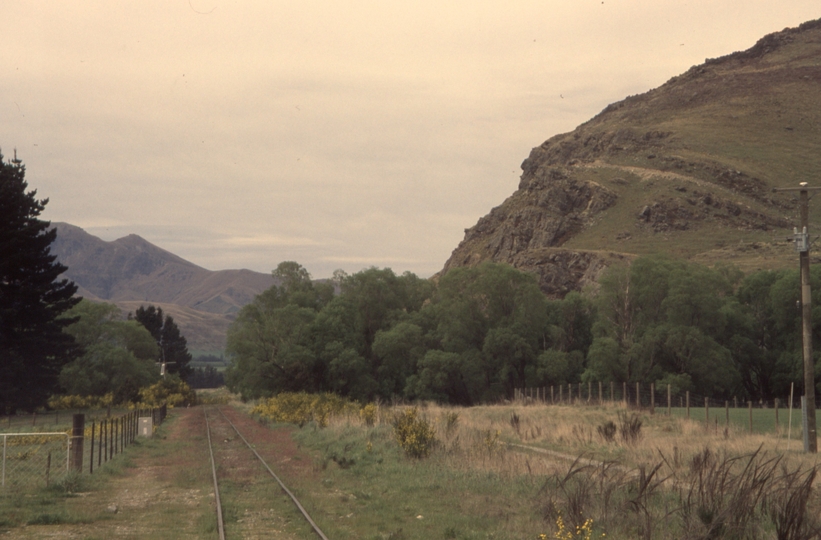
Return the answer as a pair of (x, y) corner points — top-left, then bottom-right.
(2, 148), (818, 411)
(225, 258), (821, 405)
(58, 302), (193, 403)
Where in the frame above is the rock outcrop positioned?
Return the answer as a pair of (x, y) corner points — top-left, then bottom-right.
(442, 20), (821, 296)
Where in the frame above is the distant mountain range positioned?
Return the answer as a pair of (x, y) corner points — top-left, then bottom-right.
(50, 223), (275, 352)
(442, 19), (821, 295)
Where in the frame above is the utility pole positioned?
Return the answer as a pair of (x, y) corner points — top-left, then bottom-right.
(774, 182), (819, 453)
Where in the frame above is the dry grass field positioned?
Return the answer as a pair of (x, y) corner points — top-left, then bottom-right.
(2, 393), (820, 539)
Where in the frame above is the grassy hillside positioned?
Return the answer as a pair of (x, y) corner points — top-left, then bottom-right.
(443, 19), (821, 294)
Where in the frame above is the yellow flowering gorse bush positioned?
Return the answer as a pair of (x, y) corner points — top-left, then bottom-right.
(391, 407), (436, 459)
(360, 403), (378, 426)
(252, 392), (357, 427)
(133, 377), (196, 408)
(47, 393), (115, 410)
(540, 515), (603, 540)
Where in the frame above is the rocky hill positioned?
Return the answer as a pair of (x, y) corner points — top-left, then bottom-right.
(443, 19), (821, 296)
(50, 223), (275, 351)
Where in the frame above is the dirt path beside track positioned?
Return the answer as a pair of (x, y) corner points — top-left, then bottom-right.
(1, 407), (313, 540)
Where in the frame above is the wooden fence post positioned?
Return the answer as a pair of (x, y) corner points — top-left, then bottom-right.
(748, 401), (753, 433)
(70, 414), (84, 472)
(90, 421), (95, 474)
(705, 397), (709, 428)
(598, 381), (603, 405)
(623, 382), (627, 407)
(650, 383), (655, 414)
(636, 382), (640, 409)
(725, 401), (729, 428)
(686, 391), (690, 419)
(99, 419), (104, 467)
(667, 385), (671, 416)
(775, 398), (780, 429)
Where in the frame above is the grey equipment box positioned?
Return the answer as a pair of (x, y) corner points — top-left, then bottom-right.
(138, 417), (153, 438)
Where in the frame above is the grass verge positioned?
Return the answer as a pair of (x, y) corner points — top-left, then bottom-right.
(265, 400), (821, 540)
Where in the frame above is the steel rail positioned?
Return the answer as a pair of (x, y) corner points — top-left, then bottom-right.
(216, 407), (330, 540)
(202, 408), (226, 540)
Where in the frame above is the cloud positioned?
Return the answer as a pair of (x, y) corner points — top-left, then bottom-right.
(4, 0), (820, 279)
(216, 235), (323, 248)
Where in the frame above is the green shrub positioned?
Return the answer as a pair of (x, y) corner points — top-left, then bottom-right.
(391, 407), (436, 459)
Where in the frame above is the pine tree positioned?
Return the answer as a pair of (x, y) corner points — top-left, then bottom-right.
(133, 305), (193, 379)
(0, 149), (80, 413)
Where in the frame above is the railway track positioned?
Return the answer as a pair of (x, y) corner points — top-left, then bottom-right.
(202, 406), (329, 540)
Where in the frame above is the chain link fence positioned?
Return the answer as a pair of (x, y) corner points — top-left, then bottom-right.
(1, 405), (168, 492)
(1, 432), (70, 490)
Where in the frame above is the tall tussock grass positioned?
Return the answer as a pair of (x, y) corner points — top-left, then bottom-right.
(537, 445), (821, 539)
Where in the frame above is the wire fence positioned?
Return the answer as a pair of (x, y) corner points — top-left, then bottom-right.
(0, 405), (167, 492)
(1, 407), (141, 432)
(1, 432), (69, 490)
(514, 382), (818, 436)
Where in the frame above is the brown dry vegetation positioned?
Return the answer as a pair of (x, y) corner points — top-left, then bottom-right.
(3, 396), (820, 539)
(337, 400), (821, 482)
(314, 400), (821, 539)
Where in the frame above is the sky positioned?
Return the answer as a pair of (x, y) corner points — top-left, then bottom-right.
(2, 2), (819, 279)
